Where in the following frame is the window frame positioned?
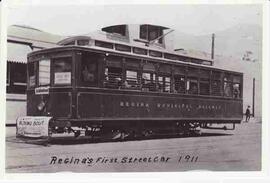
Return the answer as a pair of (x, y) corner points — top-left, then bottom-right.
(52, 56), (73, 86)
(139, 25), (165, 45)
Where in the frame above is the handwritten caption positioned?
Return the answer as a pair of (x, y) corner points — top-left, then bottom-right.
(50, 155), (198, 166)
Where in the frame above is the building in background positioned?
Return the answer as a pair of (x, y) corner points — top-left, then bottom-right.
(6, 25), (63, 125)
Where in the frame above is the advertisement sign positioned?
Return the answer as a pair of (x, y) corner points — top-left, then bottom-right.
(54, 72), (71, 84)
(16, 116), (52, 138)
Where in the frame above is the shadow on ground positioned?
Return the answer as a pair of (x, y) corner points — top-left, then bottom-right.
(7, 132), (232, 146)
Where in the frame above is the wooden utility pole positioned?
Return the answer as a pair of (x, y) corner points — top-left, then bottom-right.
(252, 78), (255, 117)
(211, 33), (215, 59)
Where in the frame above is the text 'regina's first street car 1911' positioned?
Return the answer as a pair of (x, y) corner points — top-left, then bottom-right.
(16, 24), (243, 141)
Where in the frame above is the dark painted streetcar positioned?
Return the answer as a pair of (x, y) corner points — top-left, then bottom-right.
(21, 34), (243, 140)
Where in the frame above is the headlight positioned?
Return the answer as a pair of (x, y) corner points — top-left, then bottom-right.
(37, 101), (45, 111)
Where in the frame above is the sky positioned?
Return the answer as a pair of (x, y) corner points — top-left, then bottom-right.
(7, 2), (262, 36)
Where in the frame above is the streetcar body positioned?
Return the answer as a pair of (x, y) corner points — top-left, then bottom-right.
(17, 31), (243, 139)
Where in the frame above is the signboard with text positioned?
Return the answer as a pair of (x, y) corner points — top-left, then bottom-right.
(16, 116), (52, 138)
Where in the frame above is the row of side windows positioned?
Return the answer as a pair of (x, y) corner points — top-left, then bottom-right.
(78, 53), (241, 98)
(97, 59), (241, 98)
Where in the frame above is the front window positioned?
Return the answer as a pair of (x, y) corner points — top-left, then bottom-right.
(53, 57), (72, 85)
(39, 59), (50, 86)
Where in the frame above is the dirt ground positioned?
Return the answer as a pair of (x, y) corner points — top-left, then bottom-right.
(6, 122), (261, 173)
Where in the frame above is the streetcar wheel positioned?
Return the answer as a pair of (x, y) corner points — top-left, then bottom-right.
(74, 130), (81, 138)
(143, 130), (152, 137)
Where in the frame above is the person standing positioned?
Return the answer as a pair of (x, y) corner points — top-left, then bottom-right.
(245, 106), (251, 122)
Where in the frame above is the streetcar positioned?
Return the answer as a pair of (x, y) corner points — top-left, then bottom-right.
(16, 24), (243, 140)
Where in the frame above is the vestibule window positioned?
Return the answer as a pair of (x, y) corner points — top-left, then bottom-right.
(81, 53), (98, 86)
(39, 59), (50, 86)
(53, 57), (72, 85)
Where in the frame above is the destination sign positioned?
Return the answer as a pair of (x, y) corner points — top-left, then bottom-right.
(35, 86), (50, 95)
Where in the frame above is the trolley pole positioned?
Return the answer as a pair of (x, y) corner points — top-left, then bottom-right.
(211, 33), (215, 59)
(252, 78), (255, 117)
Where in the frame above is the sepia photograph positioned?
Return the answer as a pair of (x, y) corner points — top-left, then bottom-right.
(4, 1), (263, 173)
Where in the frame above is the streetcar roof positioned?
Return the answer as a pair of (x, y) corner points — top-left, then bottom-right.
(57, 34), (213, 63)
(27, 45), (242, 75)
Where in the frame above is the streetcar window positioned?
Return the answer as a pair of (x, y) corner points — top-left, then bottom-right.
(149, 50), (162, 58)
(104, 67), (123, 89)
(223, 74), (233, 97)
(115, 44), (131, 52)
(187, 78), (198, 94)
(164, 53), (179, 60)
(158, 76), (171, 92)
(233, 75), (242, 98)
(125, 59), (140, 89)
(211, 71), (222, 96)
(124, 70), (139, 89)
(133, 47), (147, 55)
(174, 75), (185, 94)
(95, 40), (113, 49)
(140, 24), (164, 44)
(142, 72), (156, 91)
(39, 59), (50, 86)
(158, 64), (171, 92)
(77, 39), (90, 46)
(28, 62), (36, 88)
(173, 66), (186, 93)
(53, 57), (72, 85)
(233, 83), (241, 98)
(187, 67), (198, 94)
(142, 62), (156, 91)
(102, 25), (127, 36)
(199, 70), (210, 95)
(81, 53), (98, 86)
